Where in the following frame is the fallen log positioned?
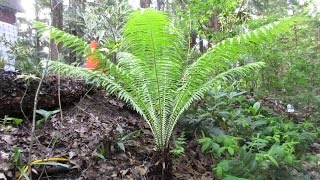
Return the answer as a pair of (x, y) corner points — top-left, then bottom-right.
(0, 69), (92, 118)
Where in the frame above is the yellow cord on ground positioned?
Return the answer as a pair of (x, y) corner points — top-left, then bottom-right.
(17, 157), (69, 180)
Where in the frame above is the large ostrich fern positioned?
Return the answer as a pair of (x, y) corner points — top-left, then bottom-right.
(35, 9), (297, 151)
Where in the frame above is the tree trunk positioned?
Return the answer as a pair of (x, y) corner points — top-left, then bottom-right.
(207, 14), (221, 48)
(157, 0), (165, 10)
(199, 38), (204, 53)
(50, 0), (64, 60)
(140, 0), (151, 8)
(190, 30), (197, 49)
(35, 0), (40, 52)
(207, 15), (221, 32)
(67, 0), (79, 64)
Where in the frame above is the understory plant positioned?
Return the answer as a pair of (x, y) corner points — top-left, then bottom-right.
(188, 88), (319, 179)
(35, 8), (297, 175)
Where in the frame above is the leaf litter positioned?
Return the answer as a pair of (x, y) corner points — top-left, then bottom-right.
(0, 92), (216, 179)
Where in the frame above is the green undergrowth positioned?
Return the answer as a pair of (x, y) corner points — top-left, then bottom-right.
(180, 85), (320, 180)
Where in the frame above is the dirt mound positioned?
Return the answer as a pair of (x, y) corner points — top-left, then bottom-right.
(0, 69), (91, 118)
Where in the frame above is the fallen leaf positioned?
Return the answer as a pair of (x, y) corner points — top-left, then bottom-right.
(135, 166), (148, 176)
(0, 135), (12, 144)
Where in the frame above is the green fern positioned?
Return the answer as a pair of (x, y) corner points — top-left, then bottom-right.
(36, 9), (298, 151)
(34, 22), (90, 56)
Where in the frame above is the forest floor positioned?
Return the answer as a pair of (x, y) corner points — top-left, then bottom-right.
(1, 71), (319, 180)
(0, 91), (216, 179)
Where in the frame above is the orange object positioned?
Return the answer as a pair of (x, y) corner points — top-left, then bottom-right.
(85, 40), (100, 69)
(90, 40), (98, 49)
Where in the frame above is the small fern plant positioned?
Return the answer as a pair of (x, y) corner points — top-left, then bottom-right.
(35, 9), (297, 152)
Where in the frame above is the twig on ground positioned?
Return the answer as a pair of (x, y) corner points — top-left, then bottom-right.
(27, 57), (50, 179)
(20, 85), (29, 122)
(57, 47), (63, 120)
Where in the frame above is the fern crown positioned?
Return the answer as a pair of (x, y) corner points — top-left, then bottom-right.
(35, 9), (297, 150)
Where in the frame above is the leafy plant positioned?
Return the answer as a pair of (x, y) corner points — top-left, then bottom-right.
(215, 148), (260, 179)
(35, 9), (297, 153)
(35, 109), (60, 126)
(170, 132), (186, 157)
(182, 86), (266, 137)
(198, 133), (241, 158)
(12, 146), (22, 168)
(0, 36), (41, 74)
(0, 58), (5, 68)
(249, 102), (261, 116)
(94, 125), (141, 159)
(115, 124), (141, 152)
(95, 143), (107, 160)
(1, 115), (24, 126)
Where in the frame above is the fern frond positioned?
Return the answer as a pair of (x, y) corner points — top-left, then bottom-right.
(167, 62), (266, 140)
(123, 9), (184, 147)
(168, 18), (299, 139)
(34, 22), (90, 56)
(42, 60), (164, 146)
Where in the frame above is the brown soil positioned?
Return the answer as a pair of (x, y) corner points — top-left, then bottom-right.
(0, 69), (91, 118)
(0, 92), (216, 179)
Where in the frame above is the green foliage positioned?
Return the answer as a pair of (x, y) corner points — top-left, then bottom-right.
(0, 37), (41, 74)
(95, 142), (107, 160)
(36, 9), (296, 151)
(190, 86), (319, 179)
(246, 16), (320, 120)
(34, 22), (90, 57)
(115, 124), (141, 152)
(198, 133), (241, 158)
(174, 0), (242, 41)
(1, 115), (24, 126)
(12, 145), (22, 168)
(36, 109), (60, 126)
(249, 102), (261, 116)
(215, 148), (260, 179)
(75, 0), (132, 41)
(170, 132), (186, 157)
(0, 58), (5, 68)
(182, 85), (267, 136)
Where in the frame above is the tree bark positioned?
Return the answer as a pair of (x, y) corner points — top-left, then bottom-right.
(140, 0), (151, 8)
(50, 0), (64, 60)
(35, 0), (40, 52)
(208, 15), (221, 32)
(190, 30), (197, 49)
(199, 38), (204, 53)
(157, 0), (165, 10)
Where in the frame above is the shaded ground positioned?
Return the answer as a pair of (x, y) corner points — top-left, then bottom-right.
(0, 70), (91, 118)
(1, 71), (318, 179)
(0, 92), (216, 179)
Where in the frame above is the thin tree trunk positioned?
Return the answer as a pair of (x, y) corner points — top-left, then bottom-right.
(157, 0), (165, 10)
(50, 0), (63, 60)
(67, 0), (78, 64)
(190, 30), (197, 49)
(35, 0), (40, 52)
(140, 0), (151, 8)
(199, 38), (204, 53)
